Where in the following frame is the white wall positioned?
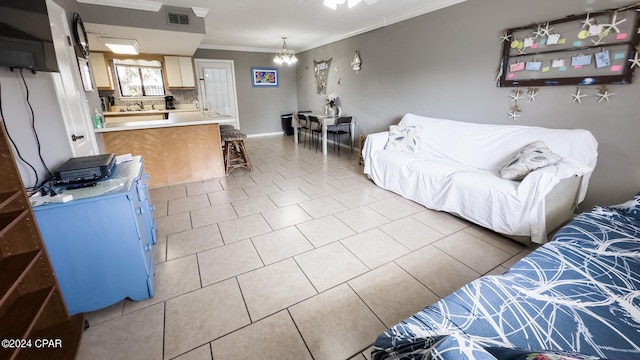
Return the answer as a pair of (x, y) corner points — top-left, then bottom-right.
(0, 0), (102, 190)
(295, 0), (640, 209)
(0, 67), (73, 189)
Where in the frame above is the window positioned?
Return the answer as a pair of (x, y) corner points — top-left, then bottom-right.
(114, 59), (165, 97)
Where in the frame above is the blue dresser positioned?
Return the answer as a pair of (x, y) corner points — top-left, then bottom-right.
(33, 156), (156, 315)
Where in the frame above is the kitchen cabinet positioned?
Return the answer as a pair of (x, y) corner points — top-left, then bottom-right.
(0, 121), (84, 359)
(100, 123), (226, 187)
(33, 156), (156, 315)
(164, 56), (196, 88)
(88, 52), (114, 90)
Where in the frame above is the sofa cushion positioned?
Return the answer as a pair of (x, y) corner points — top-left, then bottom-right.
(384, 125), (422, 153)
(499, 141), (562, 180)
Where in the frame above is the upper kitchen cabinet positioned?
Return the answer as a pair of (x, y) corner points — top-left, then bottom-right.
(164, 56), (196, 88)
(88, 52), (114, 90)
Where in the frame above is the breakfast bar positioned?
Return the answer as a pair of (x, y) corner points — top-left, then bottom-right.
(95, 112), (235, 187)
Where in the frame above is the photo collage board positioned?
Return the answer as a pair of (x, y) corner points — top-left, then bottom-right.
(499, 6), (640, 87)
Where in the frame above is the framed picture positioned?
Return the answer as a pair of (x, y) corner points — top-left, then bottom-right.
(252, 67), (278, 87)
(77, 57), (94, 91)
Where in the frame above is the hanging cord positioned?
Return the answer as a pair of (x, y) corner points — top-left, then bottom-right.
(0, 77), (40, 191)
(19, 68), (52, 183)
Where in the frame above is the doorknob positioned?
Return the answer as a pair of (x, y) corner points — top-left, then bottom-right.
(71, 134), (85, 142)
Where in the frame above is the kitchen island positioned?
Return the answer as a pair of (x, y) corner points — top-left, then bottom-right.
(95, 112), (235, 187)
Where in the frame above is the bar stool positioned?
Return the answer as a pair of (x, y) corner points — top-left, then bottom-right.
(220, 124), (235, 137)
(221, 129), (253, 175)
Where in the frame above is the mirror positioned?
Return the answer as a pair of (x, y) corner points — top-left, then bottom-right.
(73, 12), (90, 58)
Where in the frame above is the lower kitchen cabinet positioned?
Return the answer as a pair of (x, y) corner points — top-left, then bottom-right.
(33, 156), (156, 315)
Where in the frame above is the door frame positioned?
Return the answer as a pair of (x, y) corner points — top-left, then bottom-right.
(47, 0), (98, 157)
(194, 59), (240, 130)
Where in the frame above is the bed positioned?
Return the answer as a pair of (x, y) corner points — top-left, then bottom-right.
(372, 194), (640, 360)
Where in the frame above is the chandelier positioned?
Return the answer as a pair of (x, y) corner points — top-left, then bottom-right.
(323, 0), (378, 10)
(273, 37), (298, 65)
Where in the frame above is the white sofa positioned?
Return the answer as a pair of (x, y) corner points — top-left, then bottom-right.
(362, 113), (598, 244)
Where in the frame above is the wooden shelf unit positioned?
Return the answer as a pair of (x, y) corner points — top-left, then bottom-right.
(0, 121), (84, 360)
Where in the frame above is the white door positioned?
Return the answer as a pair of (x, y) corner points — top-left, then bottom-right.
(195, 59), (239, 129)
(47, 0), (98, 157)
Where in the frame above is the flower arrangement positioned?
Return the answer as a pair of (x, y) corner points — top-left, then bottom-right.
(325, 93), (339, 107)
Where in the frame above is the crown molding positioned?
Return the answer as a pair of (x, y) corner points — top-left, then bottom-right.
(191, 7), (209, 17)
(76, 0), (162, 12)
(197, 44), (277, 53)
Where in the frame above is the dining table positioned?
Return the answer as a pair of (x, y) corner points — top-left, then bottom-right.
(291, 113), (355, 155)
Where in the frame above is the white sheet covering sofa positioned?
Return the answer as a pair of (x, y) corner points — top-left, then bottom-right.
(362, 113), (598, 244)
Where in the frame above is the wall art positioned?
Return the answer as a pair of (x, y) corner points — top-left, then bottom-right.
(498, 4), (640, 87)
(314, 58), (332, 94)
(252, 67), (278, 87)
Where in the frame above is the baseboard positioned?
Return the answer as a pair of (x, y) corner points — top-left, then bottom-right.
(246, 132), (286, 138)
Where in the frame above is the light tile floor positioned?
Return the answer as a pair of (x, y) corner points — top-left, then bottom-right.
(77, 135), (534, 360)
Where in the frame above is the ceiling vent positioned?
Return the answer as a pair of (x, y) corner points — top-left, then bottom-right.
(167, 12), (190, 25)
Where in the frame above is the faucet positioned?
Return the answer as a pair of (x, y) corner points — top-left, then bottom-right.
(135, 102), (144, 110)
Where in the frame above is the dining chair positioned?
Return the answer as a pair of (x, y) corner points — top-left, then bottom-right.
(297, 113), (309, 147)
(326, 116), (353, 155)
(308, 115), (322, 152)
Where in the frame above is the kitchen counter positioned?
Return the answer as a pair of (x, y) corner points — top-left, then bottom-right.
(96, 112), (235, 132)
(96, 111), (233, 186)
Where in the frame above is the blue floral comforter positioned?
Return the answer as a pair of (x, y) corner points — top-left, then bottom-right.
(372, 195), (640, 360)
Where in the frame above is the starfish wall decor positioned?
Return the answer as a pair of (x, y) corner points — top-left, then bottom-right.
(596, 86), (615, 102)
(533, 24), (545, 39)
(571, 87), (587, 104)
(508, 105), (522, 121)
(581, 13), (594, 29)
(495, 66), (503, 83)
(604, 11), (627, 33)
(539, 22), (554, 37)
(629, 50), (640, 68)
(510, 88), (523, 103)
(527, 88), (539, 102)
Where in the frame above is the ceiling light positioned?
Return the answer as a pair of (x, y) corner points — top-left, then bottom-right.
(101, 37), (140, 55)
(323, 0), (337, 10)
(273, 37), (298, 66)
(76, 0), (162, 12)
(324, 0), (377, 10)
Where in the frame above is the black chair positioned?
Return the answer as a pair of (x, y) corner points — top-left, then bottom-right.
(308, 115), (322, 152)
(326, 116), (352, 155)
(297, 113), (309, 147)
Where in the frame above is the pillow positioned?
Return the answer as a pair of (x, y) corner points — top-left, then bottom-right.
(485, 347), (603, 360)
(385, 125), (422, 153)
(499, 141), (562, 180)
